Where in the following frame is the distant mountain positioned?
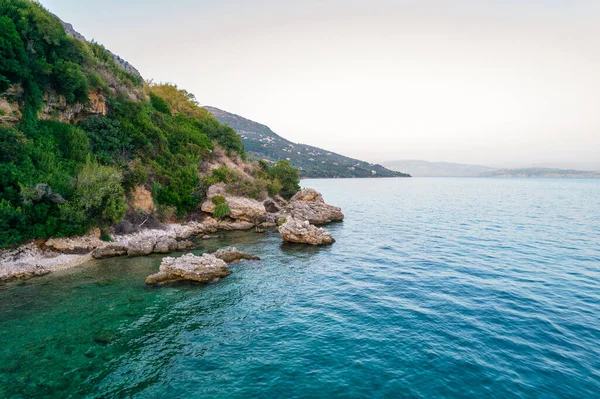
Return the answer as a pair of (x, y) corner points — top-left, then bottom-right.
(478, 168), (600, 178)
(204, 107), (410, 178)
(382, 160), (495, 177)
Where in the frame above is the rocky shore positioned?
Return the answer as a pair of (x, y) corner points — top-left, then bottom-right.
(0, 188), (343, 283)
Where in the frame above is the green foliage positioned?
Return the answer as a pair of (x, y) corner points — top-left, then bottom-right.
(269, 160), (300, 199)
(149, 92), (171, 115)
(213, 203), (230, 220)
(211, 195), (226, 205)
(267, 178), (283, 197)
(59, 158), (126, 232)
(78, 116), (131, 164)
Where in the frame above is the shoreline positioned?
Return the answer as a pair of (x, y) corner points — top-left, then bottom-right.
(0, 188), (344, 283)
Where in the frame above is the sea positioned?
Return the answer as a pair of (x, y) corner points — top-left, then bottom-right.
(1, 177), (599, 398)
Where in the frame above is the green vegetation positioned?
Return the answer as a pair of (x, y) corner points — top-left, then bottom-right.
(213, 203), (230, 220)
(211, 195), (226, 206)
(0, 0), (301, 247)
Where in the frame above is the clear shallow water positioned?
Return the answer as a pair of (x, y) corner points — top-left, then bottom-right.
(1, 177), (600, 398)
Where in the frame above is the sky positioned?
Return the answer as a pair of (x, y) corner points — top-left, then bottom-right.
(39, 0), (600, 170)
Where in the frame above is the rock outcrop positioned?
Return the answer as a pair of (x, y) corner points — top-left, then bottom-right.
(43, 230), (104, 254)
(278, 218), (335, 245)
(145, 253), (231, 285)
(201, 195), (266, 222)
(212, 247), (260, 263)
(284, 188), (344, 225)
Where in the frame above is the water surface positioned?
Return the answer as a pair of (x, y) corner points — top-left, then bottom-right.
(1, 178), (599, 398)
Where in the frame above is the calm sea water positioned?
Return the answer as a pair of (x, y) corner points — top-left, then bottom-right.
(1, 178), (599, 398)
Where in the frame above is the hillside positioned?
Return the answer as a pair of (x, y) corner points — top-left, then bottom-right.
(382, 159), (496, 177)
(205, 106), (410, 178)
(0, 0), (299, 247)
(478, 168), (600, 178)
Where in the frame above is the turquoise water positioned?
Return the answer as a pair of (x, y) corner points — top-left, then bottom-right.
(1, 178), (600, 398)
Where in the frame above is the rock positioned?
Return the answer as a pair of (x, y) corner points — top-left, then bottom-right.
(92, 244), (128, 259)
(43, 232), (104, 254)
(286, 200), (344, 225)
(177, 240), (194, 251)
(258, 222), (277, 229)
(263, 199), (281, 213)
(255, 227), (265, 233)
(212, 247), (260, 263)
(145, 253), (231, 285)
(206, 182), (227, 198)
(153, 237), (178, 253)
(290, 188), (324, 203)
(217, 220), (255, 231)
(127, 237), (156, 257)
(202, 235), (210, 239)
(273, 195), (289, 207)
(201, 196), (266, 222)
(279, 218), (335, 245)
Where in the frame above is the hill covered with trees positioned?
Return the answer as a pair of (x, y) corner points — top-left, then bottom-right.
(0, 0), (299, 247)
(204, 106), (410, 179)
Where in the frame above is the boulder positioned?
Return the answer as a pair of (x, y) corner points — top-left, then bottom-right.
(92, 244), (128, 259)
(263, 199), (281, 213)
(212, 247), (260, 263)
(290, 188), (324, 203)
(153, 237), (178, 253)
(286, 201), (344, 225)
(43, 231), (104, 254)
(127, 237), (156, 257)
(279, 218), (335, 245)
(285, 189), (343, 225)
(145, 253), (230, 285)
(201, 196), (266, 222)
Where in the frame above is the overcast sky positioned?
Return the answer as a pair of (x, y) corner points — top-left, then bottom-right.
(40, 0), (600, 169)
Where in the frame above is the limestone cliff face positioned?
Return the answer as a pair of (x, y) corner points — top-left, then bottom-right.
(0, 86), (108, 127)
(39, 89), (108, 123)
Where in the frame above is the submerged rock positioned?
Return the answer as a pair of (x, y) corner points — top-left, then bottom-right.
(145, 253), (230, 285)
(212, 247), (260, 263)
(278, 218), (335, 245)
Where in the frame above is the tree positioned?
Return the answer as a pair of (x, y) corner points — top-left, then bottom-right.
(60, 158), (126, 232)
(270, 160), (300, 199)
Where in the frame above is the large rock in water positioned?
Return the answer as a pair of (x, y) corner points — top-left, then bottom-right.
(285, 189), (344, 225)
(279, 218), (335, 245)
(145, 253), (230, 285)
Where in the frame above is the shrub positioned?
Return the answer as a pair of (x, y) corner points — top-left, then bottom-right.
(211, 195), (226, 205)
(59, 158), (126, 232)
(267, 178), (283, 197)
(149, 93), (171, 115)
(213, 203), (230, 220)
(270, 160), (300, 199)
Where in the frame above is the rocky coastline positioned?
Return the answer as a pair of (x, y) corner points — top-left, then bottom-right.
(0, 188), (343, 283)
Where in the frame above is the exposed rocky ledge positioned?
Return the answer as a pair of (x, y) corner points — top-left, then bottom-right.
(145, 253), (231, 285)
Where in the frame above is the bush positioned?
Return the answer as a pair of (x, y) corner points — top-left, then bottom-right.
(149, 93), (171, 115)
(213, 203), (230, 220)
(211, 195), (226, 205)
(59, 159), (126, 232)
(270, 160), (300, 199)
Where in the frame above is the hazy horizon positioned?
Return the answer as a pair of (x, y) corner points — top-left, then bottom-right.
(39, 0), (600, 170)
